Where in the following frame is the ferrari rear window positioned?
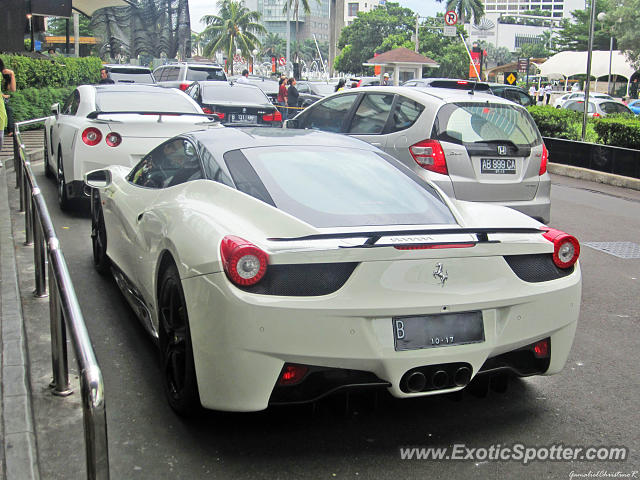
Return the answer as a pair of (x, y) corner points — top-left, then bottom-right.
(225, 146), (456, 228)
(95, 90), (199, 113)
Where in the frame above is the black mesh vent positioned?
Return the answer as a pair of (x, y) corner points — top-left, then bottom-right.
(239, 263), (359, 296)
(504, 254), (574, 283)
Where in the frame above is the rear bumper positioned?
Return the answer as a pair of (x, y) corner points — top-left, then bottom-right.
(182, 262), (580, 412)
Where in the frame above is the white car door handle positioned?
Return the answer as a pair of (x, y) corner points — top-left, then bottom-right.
(137, 212), (144, 222)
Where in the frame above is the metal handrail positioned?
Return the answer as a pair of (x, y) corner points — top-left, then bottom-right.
(13, 119), (110, 480)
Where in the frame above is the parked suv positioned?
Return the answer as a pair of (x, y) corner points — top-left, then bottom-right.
(104, 64), (155, 84)
(153, 62), (227, 91)
(285, 86), (550, 223)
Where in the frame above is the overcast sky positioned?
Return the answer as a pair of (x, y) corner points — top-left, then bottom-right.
(189, 0), (445, 33)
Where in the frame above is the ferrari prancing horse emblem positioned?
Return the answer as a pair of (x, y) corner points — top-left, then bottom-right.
(433, 263), (448, 287)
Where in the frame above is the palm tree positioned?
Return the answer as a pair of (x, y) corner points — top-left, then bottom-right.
(261, 32), (285, 58)
(442, 0), (484, 24)
(199, 0), (265, 74)
(282, 0), (321, 64)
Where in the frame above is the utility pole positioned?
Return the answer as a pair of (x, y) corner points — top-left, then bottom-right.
(581, 0), (597, 141)
(286, 0), (291, 75)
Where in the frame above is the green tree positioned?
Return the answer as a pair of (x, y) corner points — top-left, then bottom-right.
(517, 42), (551, 58)
(440, 0), (484, 24)
(554, 0), (612, 51)
(335, 2), (416, 74)
(199, 0), (265, 74)
(611, 0), (640, 67)
(427, 42), (469, 78)
(47, 15), (93, 36)
(261, 32), (286, 58)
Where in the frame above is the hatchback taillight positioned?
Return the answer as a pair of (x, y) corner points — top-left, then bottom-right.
(179, 82), (190, 91)
(82, 127), (102, 146)
(541, 227), (580, 269)
(262, 111), (282, 122)
(220, 236), (268, 286)
(539, 142), (548, 175)
(409, 139), (448, 175)
(105, 132), (122, 147)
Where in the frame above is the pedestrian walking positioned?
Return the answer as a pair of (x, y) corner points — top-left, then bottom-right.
(287, 77), (299, 111)
(381, 72), (391, 86)
(335, 78), (346, 92)
(544, 84), (552, 105)
(277, 75), (288, 120)
(537, 86), (544, 105)
(630, 78), (639, 99)
(528, 85), (536, 97)
(1, 58), (16, 152)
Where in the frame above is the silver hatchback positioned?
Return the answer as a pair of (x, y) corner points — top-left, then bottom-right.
(286, 86), (550, 223)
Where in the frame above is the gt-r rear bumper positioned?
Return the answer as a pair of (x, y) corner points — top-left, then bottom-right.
(182, 260), (581, 412)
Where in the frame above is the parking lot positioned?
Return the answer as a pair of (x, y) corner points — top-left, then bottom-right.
(4, 154), (638, 479)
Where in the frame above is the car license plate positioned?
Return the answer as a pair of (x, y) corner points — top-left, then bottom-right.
(392, 312), (484, 351)
(481, 158), (516, 174)
(230, 114), (257, 123)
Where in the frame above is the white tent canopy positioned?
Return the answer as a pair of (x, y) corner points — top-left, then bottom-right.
(73, 0), (131, 17)
(539, 50), (636, 80)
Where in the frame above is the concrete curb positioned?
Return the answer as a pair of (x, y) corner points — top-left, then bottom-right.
(549, 162), (640, 191)
(0, 161), (40, 480)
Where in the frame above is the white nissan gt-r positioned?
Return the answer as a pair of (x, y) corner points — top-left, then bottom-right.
(44, 84), (220, 210)
(85, 128), (582, 416)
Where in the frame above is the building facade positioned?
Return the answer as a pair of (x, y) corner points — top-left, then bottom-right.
(257, 0), (330, 43)
(344, 0), (383, 25)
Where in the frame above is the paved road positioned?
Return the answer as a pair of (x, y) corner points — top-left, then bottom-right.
(8, 162), (640, 479)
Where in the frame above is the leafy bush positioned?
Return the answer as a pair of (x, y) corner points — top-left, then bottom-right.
(593, 116), (640, 150)
(8, 86), (75, 130)
(527, 105), (583, 140)
(0, 54), (101, 90)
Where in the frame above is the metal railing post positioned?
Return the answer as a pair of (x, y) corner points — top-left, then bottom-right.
(48, 255), (72, 396)
(24, 184), (34, 245)
(33, 211), (48, 298)
(13, 131), (20, 189)
(81, 366), (110, 480)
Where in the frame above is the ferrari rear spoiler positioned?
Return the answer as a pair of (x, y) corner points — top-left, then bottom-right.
(86, 111), (219, 121)
(268, 227), (543, 247)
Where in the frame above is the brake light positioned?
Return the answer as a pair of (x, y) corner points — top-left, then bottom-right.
(409, 139), (448, 175)
(82, 127), (102, 146)
(394, 243), (474, 250)
(457, 81), (468, 85)
(105, 132), (122, 147)
(592, 113), (601, 118)
(262, 111), (282, 122)
(202, 107), (213, 114)
(278, 364), (309, 386)
(220, 235), (268, 286)
(541, 227), (580, 269)
(203, 108), (225, 119)
(178, 82), (190, 91)
(539, 143), (548, 175)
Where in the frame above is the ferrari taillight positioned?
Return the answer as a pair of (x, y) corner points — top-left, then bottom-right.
(105, 132), (122, 147)
(82, 127), (102, 146)
(409, 139), (448, 175)
(278, 364), (309, 386)
(220, 235), (268, 286)
(541, 227), (580, 269)
(539, 143), (548, 175)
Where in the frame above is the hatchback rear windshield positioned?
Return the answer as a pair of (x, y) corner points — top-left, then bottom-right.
(225, 146), (455, 228)
(432, 102), (541, 146)
(203, 85), (269, 104)
(186, 66), (226, 81)
(108, 69), (154, 83)
(95, 90), (200, 113)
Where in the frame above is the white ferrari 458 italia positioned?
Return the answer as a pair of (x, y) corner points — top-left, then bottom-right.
(44, 84), (220, 210)
(85, 128), (581, 416)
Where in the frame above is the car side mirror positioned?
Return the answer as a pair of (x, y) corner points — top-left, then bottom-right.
(84, 169), (112, 189)
(51, 103), (60, 116)
(283, 119), (300, 129)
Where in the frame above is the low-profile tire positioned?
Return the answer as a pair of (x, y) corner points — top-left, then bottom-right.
(91, 190), (110, 275)
(158, 263), (201, 416)
(57, 152), (70, 211)
(44, 132), (53, 178)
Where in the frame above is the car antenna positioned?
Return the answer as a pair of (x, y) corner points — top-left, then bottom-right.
(469, 80), (477, 96)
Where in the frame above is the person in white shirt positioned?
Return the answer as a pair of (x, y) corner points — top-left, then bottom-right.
(544, 84), (552, 105)
(529, 85), (536, 97)
(236, 69), (249, 84)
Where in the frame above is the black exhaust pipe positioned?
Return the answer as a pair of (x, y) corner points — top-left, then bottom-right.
(406, 371), (427, 392)
(453, 366), (472, 387)
(432, 370), (448, 389)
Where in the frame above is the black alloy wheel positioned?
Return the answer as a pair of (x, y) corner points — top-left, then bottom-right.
(158, 264), (200, 416)
(90, 190), (110, 274)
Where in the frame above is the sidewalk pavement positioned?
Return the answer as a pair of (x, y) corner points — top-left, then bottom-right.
(0, 129), (639, 480)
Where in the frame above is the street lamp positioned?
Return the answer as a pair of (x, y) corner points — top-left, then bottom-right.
(597, 12), (614, 95)
(581, 0), (597, 141)
(26, 14), (34, 52)
(252, 48), (258, 75)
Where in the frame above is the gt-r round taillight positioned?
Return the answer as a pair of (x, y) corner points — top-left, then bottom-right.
(82, 127), (102, 146)
(105, 132), (122, 147)
(542, 227), (580, 269)
(220, 236), (268, 286)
